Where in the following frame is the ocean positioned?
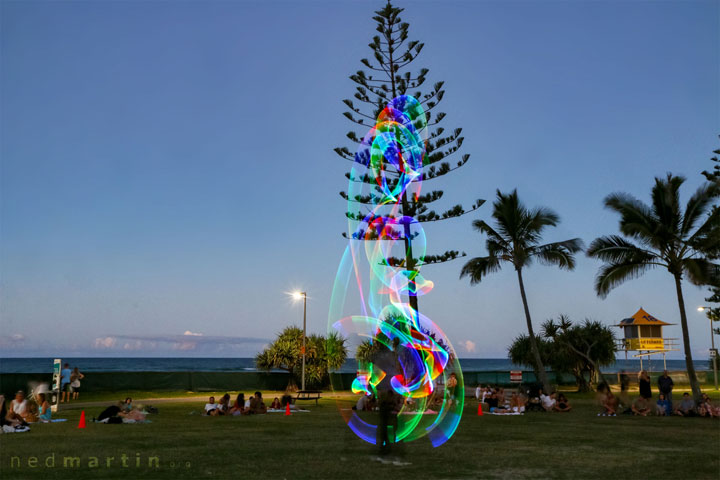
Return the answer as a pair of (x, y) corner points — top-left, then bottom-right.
(0, 357), (709, 374)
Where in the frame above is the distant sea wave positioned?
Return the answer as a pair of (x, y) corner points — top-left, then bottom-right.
(0, 357), (709, 374)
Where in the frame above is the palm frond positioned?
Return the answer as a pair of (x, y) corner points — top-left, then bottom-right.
(594, 261), (656, 298)
(683, 182), (720, 237)
(586, 235), (661, 264)
(682, 257), (720, 287)
(533, 238), (584, 270)
(459, 255), (502, 285)
(687, 205), (720, 257)
(651, 174), (684, 237)
(472, 219), (511, 250)
(604, 192), (658, 244)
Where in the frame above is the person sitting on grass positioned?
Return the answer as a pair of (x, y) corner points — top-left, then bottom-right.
(698, 393), (718, 418)
(245, 391), (267, 415)
(231, 393), (245, 416)
(354, 392), (372, 411)
(270, 397), (282, 410)
(513, 392), (528, 413)
(204, 396), (220, 416)
(655, 393), (672, 416)
(119, 405), (146, 422)
(495, 387), (506, 408)
(540, 391), (556, 412)
(485, 391), (499, 412)
(281, 391), (294, 408)
(674, 392), (696, 417)
(36, 393), (52, 422)
(631, 396), (651, 416)
(122, 397), (134, 413)
(2, 394), (30, 432)
(6, 391), (31, 425)
(553, 393), (572, 412)
(600, 391), (618, 416)
(217, 394), (231, 415)
(502, 392), (525, 414)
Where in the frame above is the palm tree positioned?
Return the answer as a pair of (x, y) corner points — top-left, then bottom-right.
(587, 174), (719, 402)
(460, 190), (584, 393)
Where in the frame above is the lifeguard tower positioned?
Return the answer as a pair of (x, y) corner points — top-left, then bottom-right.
(615, 308), (678, 370)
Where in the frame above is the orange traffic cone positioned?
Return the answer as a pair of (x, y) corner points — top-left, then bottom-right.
(285, 403), (291, 416)
(477, 403), (483, 416)
(78, 410), (86, 429)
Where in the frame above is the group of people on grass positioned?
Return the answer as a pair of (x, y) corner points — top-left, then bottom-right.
(59, 363), (84, 402)
(1, 390), (53, 430)
(475, 384), (572, 413)
(95, 397), (148, 423)
(203, 391), (291, 416)
(598, 370), (719, 417)
(1, 365), (85, 430)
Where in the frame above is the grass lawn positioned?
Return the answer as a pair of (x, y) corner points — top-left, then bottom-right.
(1, 390), (718, 480)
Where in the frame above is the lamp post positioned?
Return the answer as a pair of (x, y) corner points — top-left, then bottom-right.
(293, 291), (308, 391)
(697, 306), (718, 390)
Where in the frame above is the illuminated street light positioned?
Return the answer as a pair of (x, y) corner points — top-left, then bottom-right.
(698, 306), (718, 390)
(291, 291), (308, 391)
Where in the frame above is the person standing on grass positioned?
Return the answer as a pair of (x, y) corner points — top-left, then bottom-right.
(70, 367), (84, 400)
(446, 372), (458, 407)
(657, 370), (673, 404)
(638, 371), (652, 400)
(60, 363), (72, 403)
(619, 370), (630, 392)
(618, 370), (631, 410)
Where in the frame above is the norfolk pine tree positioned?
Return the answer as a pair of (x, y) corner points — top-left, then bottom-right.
(335, 1), (483, 317)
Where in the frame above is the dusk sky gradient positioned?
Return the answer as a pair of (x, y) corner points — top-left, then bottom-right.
(1, 0), (718, 359)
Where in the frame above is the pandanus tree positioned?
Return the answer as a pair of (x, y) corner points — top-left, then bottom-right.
(587, 174), (719, 402)
(541, 315), (616, 388)
(336, 1), (483, 318)
(256, 327), (348, 389)
(461, 190), (584, 393)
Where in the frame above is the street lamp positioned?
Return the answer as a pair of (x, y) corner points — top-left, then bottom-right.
(698, 306), (718, 390)
(292, 291), (308, 391)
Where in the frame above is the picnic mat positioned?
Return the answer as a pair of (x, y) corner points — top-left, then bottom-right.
(267, 408), (310, 413)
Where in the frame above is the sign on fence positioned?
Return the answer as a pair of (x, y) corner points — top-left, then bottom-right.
(510, 370), (522, 383)
(51, 358), (61, 412)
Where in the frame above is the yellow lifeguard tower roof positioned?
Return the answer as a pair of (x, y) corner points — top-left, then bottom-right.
(615, 308), (674, 327)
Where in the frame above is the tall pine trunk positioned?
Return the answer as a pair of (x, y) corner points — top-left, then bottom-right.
(516, 268), (552, 393)
(674, 274), (701, 402)
(387, 26), (420, 320)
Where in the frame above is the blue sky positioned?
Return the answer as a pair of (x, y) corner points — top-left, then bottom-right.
(1, 0), (717, 359)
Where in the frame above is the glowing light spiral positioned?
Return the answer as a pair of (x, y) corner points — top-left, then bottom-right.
(329, 95), (464, 447)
